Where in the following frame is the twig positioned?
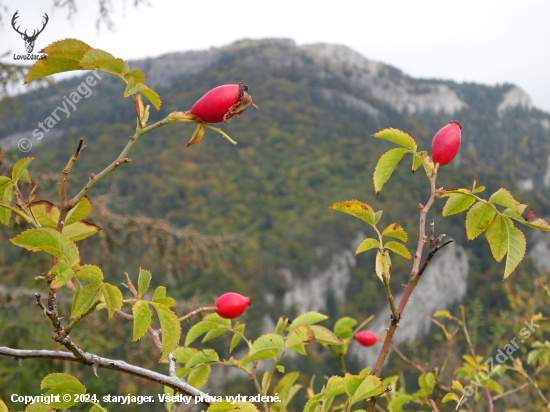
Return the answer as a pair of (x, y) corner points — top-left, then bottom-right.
(460, 306), (477, 359)
(179, 306), (217, 322)
(382, 273), (398, 321)
(390, 343), (426, 374)
(492, 382), (528, 400)
(485, 388), (493, 412)
(124, 272), (139, 297)
(168, 353), (177, 379)
(0, 346), (211, 405)
(115, 309), (163, 349)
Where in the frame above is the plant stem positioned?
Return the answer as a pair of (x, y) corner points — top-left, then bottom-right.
(179, 306), (217, 322)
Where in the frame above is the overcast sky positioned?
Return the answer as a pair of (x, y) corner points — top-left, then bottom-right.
(2, 0), (550, 112)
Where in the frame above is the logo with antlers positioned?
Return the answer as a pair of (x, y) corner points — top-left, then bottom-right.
(12, 11), (49, 54)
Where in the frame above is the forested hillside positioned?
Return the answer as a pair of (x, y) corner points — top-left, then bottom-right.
(1, 39), (549, 410)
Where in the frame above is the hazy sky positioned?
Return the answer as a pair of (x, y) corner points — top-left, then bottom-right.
(2, 0), (550, 112)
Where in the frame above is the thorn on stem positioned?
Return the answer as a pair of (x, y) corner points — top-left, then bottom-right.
(91, 363), (99, 378)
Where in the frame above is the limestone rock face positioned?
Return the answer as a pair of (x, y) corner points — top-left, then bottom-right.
(497, 86), (533, 117)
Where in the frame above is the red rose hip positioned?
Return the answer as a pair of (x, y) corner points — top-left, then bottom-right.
(354, 330), (378, 347)
(191, 83), (257, 124)
(431, 121), (462, 166)
(215, 292), (251, 319)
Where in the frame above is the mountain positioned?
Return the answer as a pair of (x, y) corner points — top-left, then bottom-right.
(1, 38), (550, 409)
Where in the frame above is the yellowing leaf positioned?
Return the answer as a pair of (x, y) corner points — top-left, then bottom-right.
(373, 148), (409, 197)
(442, 392), (460, 403)
(485, 215), (508, 263)
(124, 68), (145, 84)
(375, 250), (392, 281)
(465, 202), (496, 241)
(382, 223), (408, 242)
(516, 208), (550, 232)
(412, 151), (426, 172)
(309, 325), (342, 345)
(25, 55), (84, 83)
(151, 302), (182, 357)
(286, 326), (316, 351)
(40, 39), (92, 58)
(355, 238), (380, 255)
(442, 193), (476, 216)
(385, 241), (411, 259)
(485, 215), (526, 278)
(132, 301), (152, 341)
(372, 128), (417, 151)
(65, 197), (93, 225)
(49, 262), (74, 289)
(187, 124), (206, 147)
(137, 268), (152, 298)
(62, 221), (100, 241)
(489, 188), (522, 213)
(329, 200), (375, 225)
(102, 282), (122, 319)
(78, 49), (126, 73)
(30, 200), (60, 227)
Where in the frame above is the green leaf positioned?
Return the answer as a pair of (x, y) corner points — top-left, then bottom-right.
(138, 268), (152, 298)
(151, 302), (182, 357)
(65, 197), (93, 226)
(275, 317), (289, 335)
(78, 49), (126, 73)
(485, 379), (503, 394)
(25, 403), (54, 412)
(286, 325), (316, 350)
(186, 349), (219, 367)
(62, 221), (101, 241)
(412, 152), (425, 172)
(12, 158), (34, 183)
(289, 311), (328, 332)
(41, 373), (86, 408)
(71, 283), (81, 315)
(384, 241), (411, 259)
(466, 202), (496, 241)
(249, 334), (284, 357)
(309, 325), (342, 345)
(167, 347), (198, 364)
(71, 283), (100, 318)
(442, 393), (460, 403)
(329, 200), (375, 225)
(349, 375), (385, 405)
(382, 223), (408, 242)
(49, 262), (74, 289)
(132, 300), (152, 341)
(0, 183), (13, 226)
(230, 323), (245, 352)
(388, 395), (412, 412)
(334, 317), (357, 340)
(40, 39), (92, 59)
(102, 282), (123, 319)
(485, 216), (526, 278)
(204, 313), (232, 327)
(25, 55), (85, 83)
(473, 186), (486, 193)
(373, 148), (409, 197)
(185, 321), (219, 346)
(374, 210), (383, 224)
(442, 193), (476, 216)
(30, 200), (60, 227)
(355, 238), (380, 255)
(372, 128), (417, 151)
(485, 214), (509, 262)
(187, 364), (210, 390)
(451, 380), (464, 393)
(152, 286), (176, 307)
(75, 264), (103, 284)
(141, 87), (162, 111)
(202, 327), (229, 343)
(89, 405), (107, 412)
(125, 68), (145, 84)
(489, 188), (522, 213)
(273, 372), (300, 406)
(303, 394), (323, 412)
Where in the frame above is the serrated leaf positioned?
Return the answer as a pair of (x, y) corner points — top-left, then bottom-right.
(0, 183), (14, 226)
(75, 264), (103, 284)
(412, 152), (425, 172)
(65, 197), (93, 225)
(167, 347), (198, 364)
(286, 325), (316, 350)
(372, 128), (417, 151)
(355, 238), (380, 255)
(41, 373), (86, 408)
(187, 364), (210, 390)
(124, 68), (145, 84)
(49, 262), (74, 289)
(202, 327), (228, 343)
(71, 283), (81, 315)
(303, 394), (323, 412)
(489, 188), (522, 213)
(329, 200), (375, 224)
(186, 349), (219, 367)
(71, 283), (100, 318)
(375, 250), (392, 281)
(40, 38), (92, 57)
(273, 371), (300, 406)
(466, 202), (496, 241)
(374, 210), (383, 224)
(204, 312), (232, 327)
(485, 215), (509, 262)
(62, 220), (101, 241)
(249, 334), (284, 356)
(185, 321), (218, 346)
(385, 241), (411, 259)
(102, 283), (122, 319)
(30, 200), (60, 227)
(334, 317), (357, 340)
(25, 55), (85, 83)
(132, 300), (152, 341)
(12, 157), (34, 183)
(442, 393), (460, 403)
(310, 325), (342, 345)
(388, 395), (412, 412)
(350, 375), (385, 405)
(230, 323), (245, 352)
(516, 208), (550, 232)
(382, 223), (408, 242)
(289, 311), (329, 332)
(78, 49), (126, 73)
(46, 228), (79, 267)
(451, 380), (464, 393)
(138, 268), (152, 298)
(151, 302), (182, 357)
(373, 148), (409, 196)
(442, 193), (476, 216)
(503, 218), (526, 278)
(141, 87), (162, 111)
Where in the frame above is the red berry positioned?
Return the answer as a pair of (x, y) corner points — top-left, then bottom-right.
(215, 292), (251, 319)
(354, 330), (378, 347)
(191, 83), (257, 124)
(431, 121), (462, 166)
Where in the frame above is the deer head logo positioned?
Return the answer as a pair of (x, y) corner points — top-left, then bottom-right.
(11, 11), (49, 54)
